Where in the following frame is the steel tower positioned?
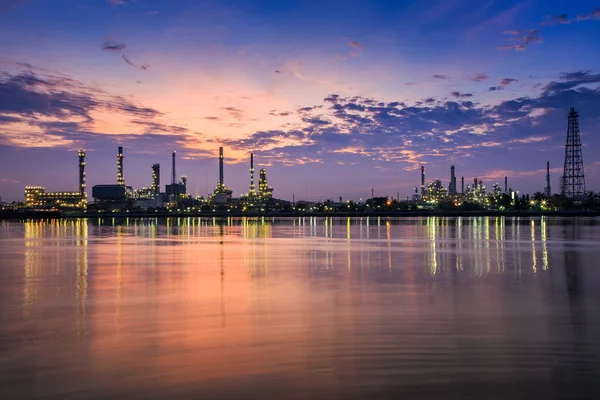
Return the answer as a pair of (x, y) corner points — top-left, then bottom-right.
(561, 108), (586, 200)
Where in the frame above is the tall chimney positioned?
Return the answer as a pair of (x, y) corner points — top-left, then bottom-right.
(545, 161), (551, 198)
(171, 151), (176, 185)
(504, 176), (508, 194)
(420, 166), (425, 196)
(78, 149), (86, 199)
(450, 165), (456, 195)
(152, 164), (160, 196)
(219, 147), (224, 185)
(117, 147), (125, 186)
(249, 152), (255, 195)
(461, 176), (464, 194)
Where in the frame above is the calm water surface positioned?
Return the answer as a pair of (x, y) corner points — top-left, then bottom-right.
(1, 216), (600, 399)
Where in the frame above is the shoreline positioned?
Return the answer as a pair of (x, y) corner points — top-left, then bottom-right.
(2, 210), (600, 220)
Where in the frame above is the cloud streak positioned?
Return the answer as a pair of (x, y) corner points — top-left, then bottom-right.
(577, 7), (600, 21)
(102, 38), (149, 70)
(498, 29), (542, 51)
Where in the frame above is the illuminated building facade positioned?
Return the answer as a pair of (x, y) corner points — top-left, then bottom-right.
(25, 187), (86, 209)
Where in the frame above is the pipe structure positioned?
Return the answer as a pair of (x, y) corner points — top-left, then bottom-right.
(504, 176), (508, 194)
(461, 176), (464, 194)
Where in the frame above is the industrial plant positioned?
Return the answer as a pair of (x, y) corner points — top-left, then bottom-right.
(24, 149), (87, 210)
(10, 107), (598, 215)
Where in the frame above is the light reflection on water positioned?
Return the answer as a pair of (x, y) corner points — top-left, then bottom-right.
(1, 217), (600, 399)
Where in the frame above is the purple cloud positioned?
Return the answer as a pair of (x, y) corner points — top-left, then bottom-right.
(218, 69), (600, 172)
(470, 73), (489, 82)
(498, 29), (542, 51)
(543, 70), (600, 95)
(122, 54), (150, 71)
(102, 39), (126, 52)
(451, 92), (474, 98)
(500, 78), (518, 87)
(542, 14), (572, 25)
(576, 7), (600, 21)
(349, 41), (364, 49)
(102, 38), (149, 71)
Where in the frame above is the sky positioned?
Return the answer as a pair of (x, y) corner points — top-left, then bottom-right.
(1, 0), (600, 202)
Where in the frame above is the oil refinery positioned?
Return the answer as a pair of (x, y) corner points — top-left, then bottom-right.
(9, 108), (598, 215)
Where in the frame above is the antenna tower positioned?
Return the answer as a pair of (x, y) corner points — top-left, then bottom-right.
(561, 108), (586, 200)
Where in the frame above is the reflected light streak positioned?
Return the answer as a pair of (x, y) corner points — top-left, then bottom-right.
(24, 220), (42, 320)
(541, 216), (549, 270)
(427, 217), (437, 276)
(531, 220), (537, 273)
(386, 220), (391, 272)
(76, 219), (88, 337)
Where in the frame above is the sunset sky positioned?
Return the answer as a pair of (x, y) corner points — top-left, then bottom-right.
(1, 0), (599, 201)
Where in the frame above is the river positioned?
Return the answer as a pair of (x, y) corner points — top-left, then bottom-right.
(1, 217), (599, 399)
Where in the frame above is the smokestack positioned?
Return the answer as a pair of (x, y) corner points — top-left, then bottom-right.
(461, 176), (464, 194)
(249, 153), (255, 195)
(219, 147), (224, 185)
(117, 146), (124, 186)
(420, 166), (425, 196)
(450, 165), (456, 195)
(152, 164), (160, 196)
(171, 151), (176, 185)
(545, 161), (551, 197)
(473, 177), (477, 189)
(78, 149), (86, 198)
(504, 176), (508, 194)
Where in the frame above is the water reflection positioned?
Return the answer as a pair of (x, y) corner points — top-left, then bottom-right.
(2, 217), (600, 400)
